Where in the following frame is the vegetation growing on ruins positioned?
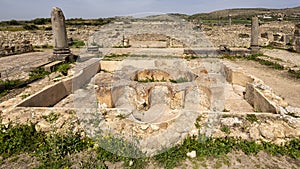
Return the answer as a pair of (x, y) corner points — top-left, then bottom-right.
(56, 63), (71, 76)
(135, 77), (167, 83)
(69, 39), (85, 48)
(0, 68), (50, 98)
(288, 69), (300, 78)
(169, 77), (189, 83)
(103, 53), (129, 61)
(222, 53), (284, 70)
(246, 114), (258, 123)
(0, 122), (299, 169)
(0, 79), (22, 97)
(29, 68), (50, 80)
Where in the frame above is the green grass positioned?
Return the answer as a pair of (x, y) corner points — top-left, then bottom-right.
(42, 112), (60, 124)
(136, 76), (167, 83)
(288, 69), (300, 79)
(0, 123), (299, 169)
(221, 126), (231, 134)
(103, 53), (129, 61)
(0, 68), (50, 98)
(33, 44), (53, 49)
(70, 39), (85, 48)
(246, 114), (258, 123)
(222, 53), (284, 70)
(0, 26), (25, 31)
(29, 68), (50, 80)
(154, 135), (300, 169)
(55, 63), (71, 76)
(169, 77), (189, 83)
(112, 45), (131, 48)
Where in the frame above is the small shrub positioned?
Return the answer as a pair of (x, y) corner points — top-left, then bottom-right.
(70, 39), (85, 48)
(288, 69), (300, 78)
(116, 114), (126, 119)
(29, 68), (50, 80)
(56, 63), (71, 76)
(42, 112), (60, 123)
(221, 126), (230, 134)
(194, 115), (202, 129)
(246, 114), (258, 123)
(20, 93), (30, 99)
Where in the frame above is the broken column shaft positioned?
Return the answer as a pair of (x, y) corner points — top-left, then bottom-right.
(295, 23), (300, 52)
(251, 17), (260, 53)
(51, 7), (74, 61)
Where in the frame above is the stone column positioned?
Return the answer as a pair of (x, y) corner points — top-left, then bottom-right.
(51, 7), (74, 61)
(251, 17), (260, 53)
(228, 15), (232, 26)
(295, 23), (300, 52)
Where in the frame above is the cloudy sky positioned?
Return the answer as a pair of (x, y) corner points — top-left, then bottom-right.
(0, 0), (299, 21)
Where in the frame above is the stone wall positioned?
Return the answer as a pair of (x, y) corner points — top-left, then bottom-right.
(204, 21), (295, 47)
(0, 40), (33, 57)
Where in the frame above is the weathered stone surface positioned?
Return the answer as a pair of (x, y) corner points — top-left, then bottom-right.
(259, 124), (274, 140)
(221, 117), (242, 127)
(149, 86), (171, 106)
(251, 17), (260, 53)
(249, 127), (260, 140)
(51, 7), (73, 61)
(111, 86), (137, 111)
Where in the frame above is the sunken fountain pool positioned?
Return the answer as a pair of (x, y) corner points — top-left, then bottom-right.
(16, 56), (288, 156)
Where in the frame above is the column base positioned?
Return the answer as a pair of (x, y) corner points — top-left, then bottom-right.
(50, 48), (76, 62)
(250, 46), (260, 54)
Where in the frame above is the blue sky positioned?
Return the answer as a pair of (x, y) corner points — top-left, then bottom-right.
(0, 0), (299, 21)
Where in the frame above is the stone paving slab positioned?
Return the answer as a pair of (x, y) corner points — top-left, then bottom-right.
(0, 50), (51, 80)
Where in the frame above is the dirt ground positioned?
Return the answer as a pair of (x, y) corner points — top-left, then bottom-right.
(1, 150), (299, 169)
(228, 59), (300, 107)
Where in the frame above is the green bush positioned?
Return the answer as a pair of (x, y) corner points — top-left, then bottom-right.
(70, 39), (85, 48)
(29, 68), (50, 80)
(56, 63), (71, 76)
(23, 24), (39, 30)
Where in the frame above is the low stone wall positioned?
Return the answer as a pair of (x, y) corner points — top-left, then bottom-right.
(223, 63), (254, 86)
(0, 42), (33, 57)
(245, 83), (278, 113)
(222, 61), (288, 114)
(17, 81), (71, 107)
(100, 61), (120, 72)
(17, 58), (100, 107)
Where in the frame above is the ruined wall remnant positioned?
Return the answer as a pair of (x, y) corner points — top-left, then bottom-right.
(51, 7), (74, 61)
(0, 40), (33, 57)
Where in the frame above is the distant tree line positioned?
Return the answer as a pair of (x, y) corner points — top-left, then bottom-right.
(0, 18), (114, 26)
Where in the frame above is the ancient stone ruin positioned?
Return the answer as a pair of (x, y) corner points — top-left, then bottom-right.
(0, 40), (33, 57)
(295, 23), (300, 52)
(251, 17), (260, 53)
(51, 7), (74, 62)
(0, 9), (300, 161)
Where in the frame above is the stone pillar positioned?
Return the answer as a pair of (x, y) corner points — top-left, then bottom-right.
(295, 23), (300, 52)
(251, 17), (260, 53)
(51, 7), (74, 61)
(228, 15), (232, 26)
